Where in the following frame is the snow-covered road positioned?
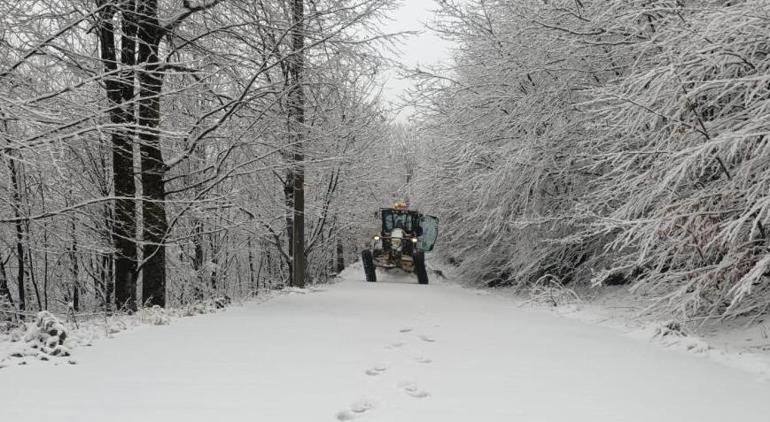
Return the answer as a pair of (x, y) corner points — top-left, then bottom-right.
(2, 267), (770, 421)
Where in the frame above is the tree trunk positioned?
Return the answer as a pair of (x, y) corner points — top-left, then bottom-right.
(137, 0), (167, 307)
(26, 249), (42, 311)
(99, 200), (115, 312)
(192, 220), (205, 300)
(101, 252), (113, 312)
(42, 222), (49, 310)
(70, 219), (80, 312)
(210, 255), (218, 292)
(8, 153), (26, 314)
(255, 254), (264, 293)
(289, 0), (306, 288)
(98, 0), (139, 312)
(336, 238), (345, 273)
(1, 114), (24, 314)
(284, 173), (294, 283)
(0, 255), (13, 308)
(247, 238), (256, 294)
(265, 248), (273, 289)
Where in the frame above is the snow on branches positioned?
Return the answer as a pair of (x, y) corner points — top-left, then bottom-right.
(414, 0), (770, 320)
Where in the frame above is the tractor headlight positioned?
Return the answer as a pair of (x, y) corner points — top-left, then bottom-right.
(411, 237), (418, 243)
(374, 235), (380, 241)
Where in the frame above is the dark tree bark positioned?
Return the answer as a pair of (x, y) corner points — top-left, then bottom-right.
(70, 219), (80, 312)
(289, 0), (306, 288)
(42, 221), (50, 309)
(97, 0), (139, 312)
(137, 0), (167, 307)
(336, 238), (345, 273)
(283, 173), (294, 283)
(26, 248), (43, 311)
(247, 238), (257, 293)
(101, 204), (115, 312)
(255, 254), (264, 293)
(192, 220), (205, 299)
(8, 152), (26, 313)
(0, 114), (25, 313)
(0, 254), (13, 308)
(210, 255), (218, 291)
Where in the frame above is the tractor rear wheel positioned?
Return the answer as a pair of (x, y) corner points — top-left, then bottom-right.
(414, 251), (429, 285)
(362, 250), (377, 282)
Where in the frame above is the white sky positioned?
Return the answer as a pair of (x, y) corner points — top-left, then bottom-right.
(379, 0), (453, 120)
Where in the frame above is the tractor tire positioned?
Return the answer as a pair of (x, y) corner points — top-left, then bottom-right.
(362, 250), (377, 282)
(414, 251), (429, 285)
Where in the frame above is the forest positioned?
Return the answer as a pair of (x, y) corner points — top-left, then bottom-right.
(411, 0), (770, 321)
(0, 0), (403, 316)
(2, 0), (770, 324)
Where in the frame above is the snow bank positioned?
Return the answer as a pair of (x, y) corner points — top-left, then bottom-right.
(521, 288), (770, 380)
(0, 288), (299, 369)
(0, 294), (257, 368)
(629, 321), (712, 354)
(139, 306), (172, 326)
(626, 321), (770, 380)
(426, 259), (770, 381)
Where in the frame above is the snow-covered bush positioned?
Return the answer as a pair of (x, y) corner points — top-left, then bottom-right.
(0, 297), (17, 333)
(181, 302), (216, 317)
(213, 296), (231, 309)
(140, 306), (172, 326)
(652, 321), (687, 339)
(24, 311), (70, 356)
(647, 321), (711, 354)
(179, 296), (230, 317)
(526, 276), (583, 307)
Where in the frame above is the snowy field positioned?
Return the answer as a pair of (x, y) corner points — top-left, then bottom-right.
(2, 266), (770, 422)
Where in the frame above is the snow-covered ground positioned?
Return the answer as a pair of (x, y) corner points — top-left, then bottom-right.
(2, 266), (770, 421)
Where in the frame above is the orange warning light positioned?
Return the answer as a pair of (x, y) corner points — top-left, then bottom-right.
(393, 201), (407, 210)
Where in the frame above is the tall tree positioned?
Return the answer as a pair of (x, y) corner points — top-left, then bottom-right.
(97, 0), (139, 311)
(289, 0), (306, 288)
(136, 0), (167, 307)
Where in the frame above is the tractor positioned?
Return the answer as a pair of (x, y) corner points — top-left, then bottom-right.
(361, 202), (439, 284)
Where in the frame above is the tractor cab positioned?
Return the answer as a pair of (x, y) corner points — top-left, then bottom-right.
(379, 208), (438, 253)
(362, 202), (439, 284)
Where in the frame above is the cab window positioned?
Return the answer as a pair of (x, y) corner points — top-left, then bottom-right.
(417, 215), (439, 252)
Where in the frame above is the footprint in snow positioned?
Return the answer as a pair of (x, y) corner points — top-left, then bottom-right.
(365, 362), (390, 376)
(413, 356), (432, 364)
(398, 381), (430, 399)
(336, 398), (377, 421)
(417, 334), (436, 343)
(386, 341), (405, 349)
(399, 328), (413, 333)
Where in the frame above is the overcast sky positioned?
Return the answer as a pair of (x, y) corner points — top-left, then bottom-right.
(378, 0), (453, 119)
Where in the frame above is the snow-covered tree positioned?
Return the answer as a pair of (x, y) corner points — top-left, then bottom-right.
(413, 0), (770, 319)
